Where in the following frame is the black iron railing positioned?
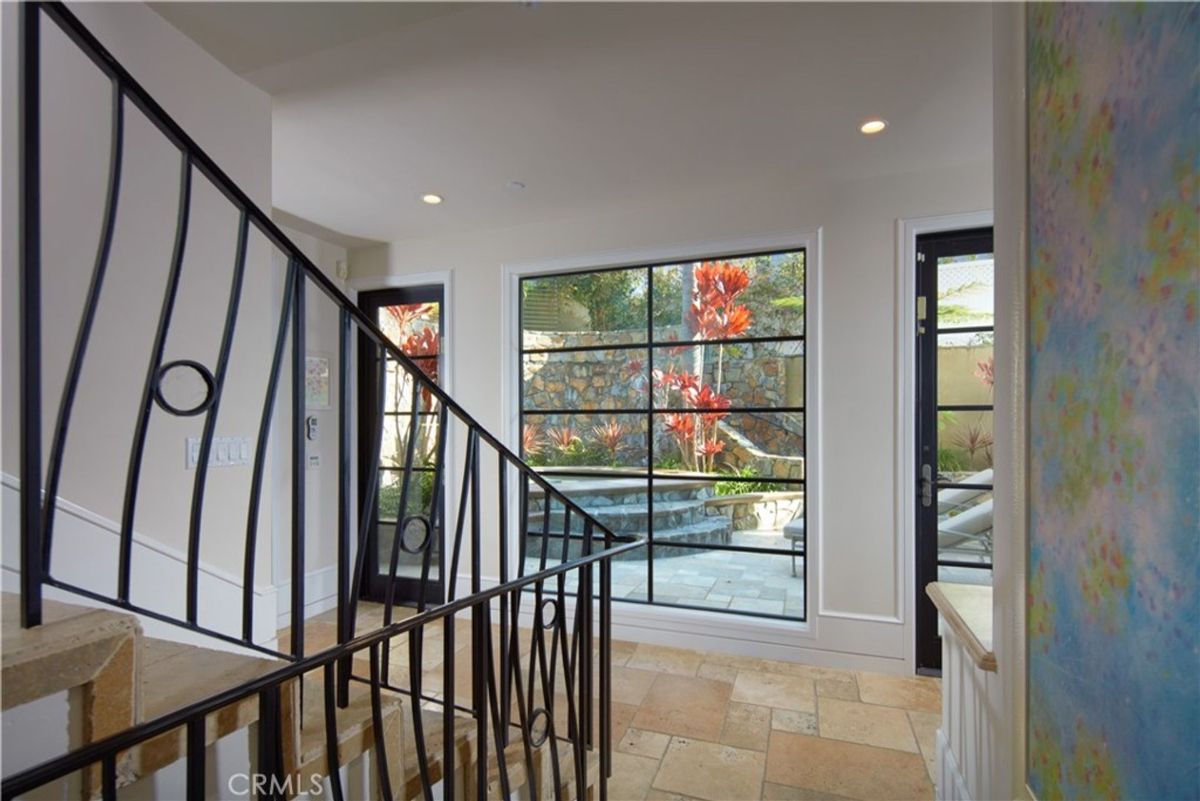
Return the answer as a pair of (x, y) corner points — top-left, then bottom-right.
(10, 2), (635, 798)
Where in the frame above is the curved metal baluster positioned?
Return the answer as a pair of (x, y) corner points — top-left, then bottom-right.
(382, 377), (421, 675)
(42, 78), (124, 569)
(498, 455), (511, 747)
(555, 572), (585, 800)
(482, 602), (514, 799)
(442, 612), (457, 801)
(344, 347), (388, 635)
(241, 260), (296, 640)
(322, 663), (345, 801)
(401, 401), (449, 800)
(118, 151), (192, 603)
(188, 211), (248, 627)
(446, 428), (477, 602)
(367, 644), (394, 801)
(505, 583), (540, 800)
(533, 601), (564, 801)
(469, 438), (488, 800)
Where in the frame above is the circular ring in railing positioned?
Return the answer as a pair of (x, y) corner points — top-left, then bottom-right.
(152, 359), (216, 417)
(539, 598), (558, 629)
(528, 707), (551, 747)
(399, 514), (432, 555)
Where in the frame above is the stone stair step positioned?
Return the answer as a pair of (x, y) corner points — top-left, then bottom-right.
(293, 674), (404, 795)
(1, 593), (140, 712)
(124, 638), (297, 791)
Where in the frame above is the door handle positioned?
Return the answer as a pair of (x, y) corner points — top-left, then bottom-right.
(921, 464), (933, 508)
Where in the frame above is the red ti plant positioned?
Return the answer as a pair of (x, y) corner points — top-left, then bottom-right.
(697, 438), (725, 463)
(683, 384), (731, 471)
(522, 423), (545, 457)
(662, 413), (697, 470)
(975, 355), (995, 388)
(591, 418), (628, 462)
(401, 326), (439, 410)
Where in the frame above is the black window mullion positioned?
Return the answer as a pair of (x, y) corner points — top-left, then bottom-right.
(518, 250), (808, 621)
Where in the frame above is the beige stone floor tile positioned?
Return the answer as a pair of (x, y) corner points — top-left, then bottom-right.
(697, 661), (740, 684)
(620, 728), (673, 760)
(611, 665), (660, 706)
(652, 737), (766, 801)
(817, 697), (919, 753)
(720, 702), (772, 751)
(612, 639), (638, 667)
(646, 791), (706, 801)
(732, 671), (816, 714)
(855, 672), (940, 713)
(633, 674), (732, 740)
(771, 708), (818, 736)
(762, 782), (855, 800)
(755, 660), (850, 682)
(815, 676), (859, 701)
(610, 751), (663, 801)
(627, 643), (704, 676)
(765, 732), (932, 800)
(613, 700), (641, 745)
(907, 711), (940, 784)
(703, 650), (766, 671)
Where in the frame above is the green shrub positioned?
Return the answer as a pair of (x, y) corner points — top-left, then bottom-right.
(714, 466), (778, 496)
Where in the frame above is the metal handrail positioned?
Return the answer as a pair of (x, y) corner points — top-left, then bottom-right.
(13, 3), (633, 798)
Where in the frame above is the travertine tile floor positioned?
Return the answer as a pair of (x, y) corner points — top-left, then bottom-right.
(600, 641), (938, 801)
(286, 607), (940, 801)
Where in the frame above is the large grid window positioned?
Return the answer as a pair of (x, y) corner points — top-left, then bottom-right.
(519, 251), (807, 620)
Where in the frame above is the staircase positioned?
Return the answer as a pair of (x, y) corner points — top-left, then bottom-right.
(2, 594), (605, 799)
(6, 3), (633, 798)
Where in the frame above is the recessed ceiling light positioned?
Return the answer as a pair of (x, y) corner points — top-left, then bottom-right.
(860, 119), (888, 135)
(421, 193), (444, 205)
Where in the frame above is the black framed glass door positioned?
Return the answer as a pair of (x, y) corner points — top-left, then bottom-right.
(358, 285), (445, 607)
(915, 228), (994, 673)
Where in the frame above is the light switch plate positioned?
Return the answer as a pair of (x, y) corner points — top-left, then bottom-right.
(186, 436), (252, 469)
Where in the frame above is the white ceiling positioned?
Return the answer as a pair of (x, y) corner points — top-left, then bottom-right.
(155, 2), (993, 244)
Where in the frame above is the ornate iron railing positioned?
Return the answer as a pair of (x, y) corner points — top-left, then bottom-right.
(9, 2), (635, 798)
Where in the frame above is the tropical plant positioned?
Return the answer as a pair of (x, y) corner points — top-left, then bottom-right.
(714, 466), (778, 496)
(522, 423), (545, 457)
(975, 355), (995, 388)
(937, 447), (971, 473)
(591, 419), (629, 460)
(953, 423), (994, 466)
(546, 425), (580, 453)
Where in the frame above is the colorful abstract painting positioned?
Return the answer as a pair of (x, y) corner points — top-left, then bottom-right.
(1027, 4), (1199, 800)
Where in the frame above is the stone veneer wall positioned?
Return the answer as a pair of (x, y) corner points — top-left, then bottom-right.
(523, 330), (805, 470)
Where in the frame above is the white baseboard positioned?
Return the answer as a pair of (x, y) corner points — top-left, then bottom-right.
(274, 564), (340, 628)
(2, 473), (279, 649)
(461, 573), (907, 674)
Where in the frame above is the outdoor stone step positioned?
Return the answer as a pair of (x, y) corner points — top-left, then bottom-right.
(528, 516), (732, 562)
(528, 498), (710, 535)
(529, 476), (716, 511)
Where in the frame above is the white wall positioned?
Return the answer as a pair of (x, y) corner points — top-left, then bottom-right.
(1, 2), (278, 635)
(353, 159), (993, 671)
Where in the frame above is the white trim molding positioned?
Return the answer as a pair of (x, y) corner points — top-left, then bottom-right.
(0, 472), (280, 649)
(489, 230), (987, 671)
